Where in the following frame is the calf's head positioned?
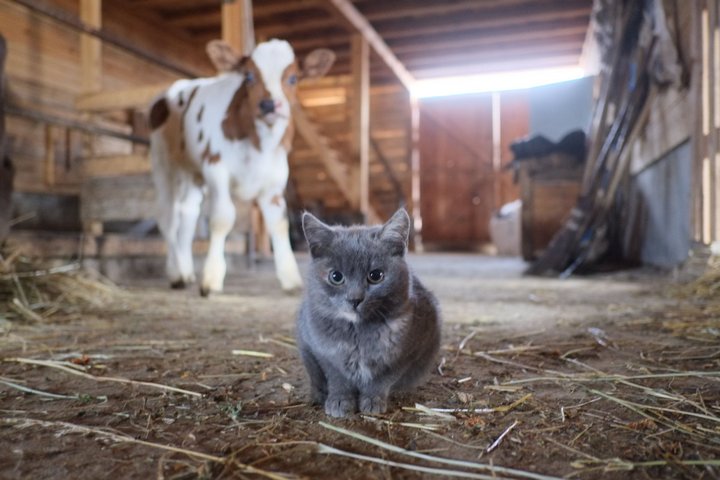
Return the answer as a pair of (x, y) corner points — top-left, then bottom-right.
(207, 39), (335, 126)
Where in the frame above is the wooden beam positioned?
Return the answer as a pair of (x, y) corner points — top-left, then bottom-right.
(80, 0), (103, 236)
(398, 45), (584, 69)
(362, 0), (534, 21)
(350, 34), (370, 217)
(373, 8), (591, 42)
(409, 94), (421, 249)
(386, 25), (588, 56)
(708, 0), (719, 242)
(325, 0), (415, 91)
(222, 0), (254, 55)
(80, 0), (102, 94)
(83, 153), (150, 177)
(254, 0), (323, 18)
(146, 0), (319, 20)
(44, 125), (56, 186)
(407, 54), (582, 79)
(690, 0), (704, 241)
(76, 82), (171, 111)
(281, 13), (589, 53)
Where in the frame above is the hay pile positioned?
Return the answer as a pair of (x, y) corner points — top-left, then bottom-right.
(0, 245), (118, 322)
(677, 255), (720, 301)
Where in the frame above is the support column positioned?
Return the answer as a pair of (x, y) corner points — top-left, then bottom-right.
(222, 0), (255, 55)
(222, 0), (266, 258)
(350, 34), (370, 219)
(80, 0), (103, 236)
(409, 94), (422, 250)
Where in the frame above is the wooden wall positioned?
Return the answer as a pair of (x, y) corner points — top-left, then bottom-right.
(2, 0), (411, 229)
(419, 91), (528, 250)
(1, 0), (212, 196)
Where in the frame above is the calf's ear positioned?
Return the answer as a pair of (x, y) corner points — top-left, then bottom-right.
(206, 40), (244, 73)
(301, 49), (336, 80)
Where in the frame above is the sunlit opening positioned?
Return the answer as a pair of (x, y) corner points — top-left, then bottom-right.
(412, 65), (588, 98)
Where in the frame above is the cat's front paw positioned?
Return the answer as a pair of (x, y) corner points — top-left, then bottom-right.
(324, 395), (356, 418)
(359, 395), (388, 414)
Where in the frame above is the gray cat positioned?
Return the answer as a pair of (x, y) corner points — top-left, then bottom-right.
(296, 209), (441, 418)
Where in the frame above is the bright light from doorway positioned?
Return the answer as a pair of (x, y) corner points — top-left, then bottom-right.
(411, 65), (588, 98)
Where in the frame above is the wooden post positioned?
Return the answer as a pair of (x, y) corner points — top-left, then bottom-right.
(692, 0), (706, 242)
(491, 92), (502, 212)
(409, 94), (422, 250)
(80, 0), (103, 236)
(350, 34), (370, 218)
(44, 125), (56, 186)
(222, 0), (254, 55)
(80, 0), (102, 95)
(222, 0), (264, 259)
(707, 0), (718, 242)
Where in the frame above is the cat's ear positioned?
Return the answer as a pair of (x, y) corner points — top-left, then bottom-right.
(380, 209), (411, 256)
(302, 212), (335, 258)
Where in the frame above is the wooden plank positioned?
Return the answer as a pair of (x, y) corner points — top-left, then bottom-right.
(76, 82), (171, 111)
(7, 230), (247, 258)
(326, 0), (415, 91)
(80, 0), (103, 234)
(708, 0), (718, 241)
(80, 0), (102, 94)
(81, 174), (156, 222)
(387, 25), (588, 56)
(409, 54), (581, 79)
(44, 125), (56, 186)
(369, 4), (590, 41)
(222, 0), (254, 55)
(350, 34), (370, 216)
(691, 0), (705, 241)
(143, 0), (319, 20)
(409, 95), (420, 246)
(83, 153), (150, 177)
(362, 0), (537, 21)
(630, 88), (691, 175)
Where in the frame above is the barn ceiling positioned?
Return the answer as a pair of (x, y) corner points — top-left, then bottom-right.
(124, 0), (593, 83)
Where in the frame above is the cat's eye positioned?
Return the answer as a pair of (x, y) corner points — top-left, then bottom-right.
(367, 269), (384, 284)
(328, 270), (345, 286)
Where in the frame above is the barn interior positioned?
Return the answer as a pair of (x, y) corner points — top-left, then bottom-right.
(1, 0), (720, 479)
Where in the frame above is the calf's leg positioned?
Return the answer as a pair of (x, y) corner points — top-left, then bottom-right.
(258, 191), (302, 292)
(201, 184), (235, 296)
(174, 184), (203, 287)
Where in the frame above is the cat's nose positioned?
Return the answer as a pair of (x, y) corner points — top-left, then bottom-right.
(348, 297), (364, 310)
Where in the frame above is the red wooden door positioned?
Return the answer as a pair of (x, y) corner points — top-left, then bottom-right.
(418, 92), (528, 250)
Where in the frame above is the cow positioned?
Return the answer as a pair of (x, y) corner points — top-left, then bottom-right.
(149, 39), (335, 296)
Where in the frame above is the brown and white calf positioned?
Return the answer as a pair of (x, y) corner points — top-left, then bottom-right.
(149, 39), (334, 295)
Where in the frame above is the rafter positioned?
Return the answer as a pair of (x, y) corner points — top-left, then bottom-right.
(324, 0), (415, 90)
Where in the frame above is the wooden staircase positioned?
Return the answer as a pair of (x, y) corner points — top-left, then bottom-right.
(289, 78), (410, 224)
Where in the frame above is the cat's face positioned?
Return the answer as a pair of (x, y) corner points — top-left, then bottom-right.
(302, 209), (411, 322)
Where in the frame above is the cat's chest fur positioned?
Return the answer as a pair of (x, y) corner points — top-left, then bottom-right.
(323, 312), (409, 385)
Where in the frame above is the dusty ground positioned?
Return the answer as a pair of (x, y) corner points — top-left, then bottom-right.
(1, 253), (719, 479)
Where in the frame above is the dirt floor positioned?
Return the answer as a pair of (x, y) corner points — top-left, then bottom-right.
(1, 253), (719, 479)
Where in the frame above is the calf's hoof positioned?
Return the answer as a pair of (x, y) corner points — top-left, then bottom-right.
(170, 280), (187, 290)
